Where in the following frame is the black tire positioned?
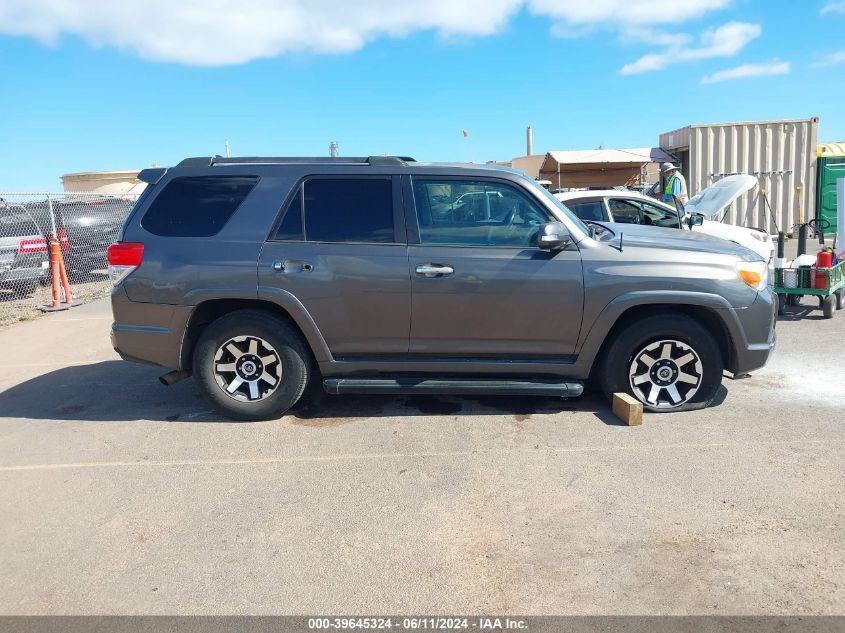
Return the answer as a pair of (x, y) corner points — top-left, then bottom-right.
(822, 295), (837, 319)
(777, 293), (786, 316)
(193, 310), (311, 421)
(598, 313), (724, 413)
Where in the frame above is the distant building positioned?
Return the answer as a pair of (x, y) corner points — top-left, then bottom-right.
(61, 170), (147, 196)
(539, 147), (675, 190)
(497, 155), (545, 180)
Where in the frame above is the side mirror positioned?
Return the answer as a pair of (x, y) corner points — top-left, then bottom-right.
(538, 221), (571, 251)
(687, 213), (705, 228)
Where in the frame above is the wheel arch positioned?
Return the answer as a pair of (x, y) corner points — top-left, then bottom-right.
(179, 295), (332, 371)
(579, 293), (737, 378)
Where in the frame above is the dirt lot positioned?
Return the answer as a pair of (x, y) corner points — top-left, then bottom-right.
(0, 297), (842, 615)
(0, 274), (111, 328)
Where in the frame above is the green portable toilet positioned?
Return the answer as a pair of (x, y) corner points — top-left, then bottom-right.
(817, 143), (845, 234)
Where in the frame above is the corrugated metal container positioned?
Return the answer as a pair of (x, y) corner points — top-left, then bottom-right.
(660, 118), (819, 234)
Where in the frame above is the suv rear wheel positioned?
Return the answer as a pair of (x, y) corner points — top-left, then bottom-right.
(598, 314), (723, 412)
(193, 310), (310, 421)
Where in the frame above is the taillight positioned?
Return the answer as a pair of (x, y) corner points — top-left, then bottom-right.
(107, 242), (144, 284)
(19, 237), (48, 254)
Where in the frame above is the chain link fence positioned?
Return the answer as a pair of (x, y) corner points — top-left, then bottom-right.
(0, 192), (139, 326)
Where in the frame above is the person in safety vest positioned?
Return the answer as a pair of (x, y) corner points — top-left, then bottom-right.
(660, 162), (688, 208)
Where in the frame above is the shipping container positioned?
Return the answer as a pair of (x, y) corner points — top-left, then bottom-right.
(659, 118), (819, 234)
(816, 143), (845, 235)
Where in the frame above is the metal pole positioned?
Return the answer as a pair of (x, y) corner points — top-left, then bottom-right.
(796, 185), (807, 256)
(225, 140), (230, 158)
(797, 224), (808, 257)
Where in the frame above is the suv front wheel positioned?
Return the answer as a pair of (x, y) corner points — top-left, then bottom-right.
(193, 310), (310, 421)
(598, 314), (724, 412)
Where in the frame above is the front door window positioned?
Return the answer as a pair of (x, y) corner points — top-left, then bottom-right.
(412, 179), (548, 248)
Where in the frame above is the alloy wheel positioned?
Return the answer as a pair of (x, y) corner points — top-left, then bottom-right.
(213, 335), (282, 402)
(628, 339), (703, 409)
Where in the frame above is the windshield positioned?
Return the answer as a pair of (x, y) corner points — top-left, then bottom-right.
(520, 176), (590, 236)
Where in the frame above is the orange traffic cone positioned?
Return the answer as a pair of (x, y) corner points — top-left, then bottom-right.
(41, 232), (76, 312)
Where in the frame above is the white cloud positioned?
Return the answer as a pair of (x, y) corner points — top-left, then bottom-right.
(700, 60), (790, 83)
(621, 21), (761, 74)
(528, 0), (731, 26)
(813, 50), (845, 66)
(0, 0), (525, 65)
(821, 1), (845, 14)
(622, 28), (692, 48)
(0, 0), (732, 66)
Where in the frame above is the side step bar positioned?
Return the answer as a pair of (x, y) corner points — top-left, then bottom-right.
(323, 378), (584, 398)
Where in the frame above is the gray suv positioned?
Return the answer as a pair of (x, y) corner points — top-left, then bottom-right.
(109, 156), (776, 420)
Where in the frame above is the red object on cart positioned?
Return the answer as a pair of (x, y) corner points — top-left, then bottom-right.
(814, 251), (834, 289)
(818, 251), (834, 268)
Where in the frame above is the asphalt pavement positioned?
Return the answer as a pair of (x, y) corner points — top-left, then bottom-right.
(0, 297), (842, 615)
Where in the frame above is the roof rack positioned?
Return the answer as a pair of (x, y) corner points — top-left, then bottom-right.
(176, 156), (415, 168)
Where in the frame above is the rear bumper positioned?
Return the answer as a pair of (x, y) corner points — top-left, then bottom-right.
(110, 286), (192, 370)
(730, 287), (777, 375)
(0, 263), (49, 284)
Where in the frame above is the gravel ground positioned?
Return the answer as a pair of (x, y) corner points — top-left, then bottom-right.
(0, 297), (842, 615)
(0, 274), (111, 328)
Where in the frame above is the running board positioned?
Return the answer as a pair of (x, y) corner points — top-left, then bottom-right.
(323, 378), (584, 398)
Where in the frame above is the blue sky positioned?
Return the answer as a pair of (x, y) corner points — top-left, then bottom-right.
(0, 0), (843, 190)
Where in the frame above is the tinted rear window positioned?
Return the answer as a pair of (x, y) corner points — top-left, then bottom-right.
(304, 178), (394, 243)
(273, 187), (304, 241)
(142, 176), (259, 237)
(0, 204), (39, 237)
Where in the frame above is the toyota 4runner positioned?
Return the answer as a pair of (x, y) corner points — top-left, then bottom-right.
(109, 156), (777, 420)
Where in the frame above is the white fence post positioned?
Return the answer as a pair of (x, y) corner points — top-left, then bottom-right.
(46, 193), (57, 237)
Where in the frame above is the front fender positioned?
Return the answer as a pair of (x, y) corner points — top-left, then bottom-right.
(574, 290), (746, 374)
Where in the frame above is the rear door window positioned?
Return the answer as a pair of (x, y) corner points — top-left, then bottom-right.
(141, 176), (259, 237)
(302, 178), (395, 243)
(273, 187), (304, 241)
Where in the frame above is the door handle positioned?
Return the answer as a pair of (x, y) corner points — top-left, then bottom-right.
(415, 264), (454, 278)
(273, 260), (313, 273)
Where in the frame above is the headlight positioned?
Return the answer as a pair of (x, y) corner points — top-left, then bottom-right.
(737, 261), (768, 291)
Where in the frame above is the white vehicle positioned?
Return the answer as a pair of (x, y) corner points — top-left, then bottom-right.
(554, 175), (774, 264)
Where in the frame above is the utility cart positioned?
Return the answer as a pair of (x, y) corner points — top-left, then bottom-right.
(775, 259), (845, 318)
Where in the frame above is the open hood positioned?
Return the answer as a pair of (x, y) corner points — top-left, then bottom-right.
(684, 174), (758, 219)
